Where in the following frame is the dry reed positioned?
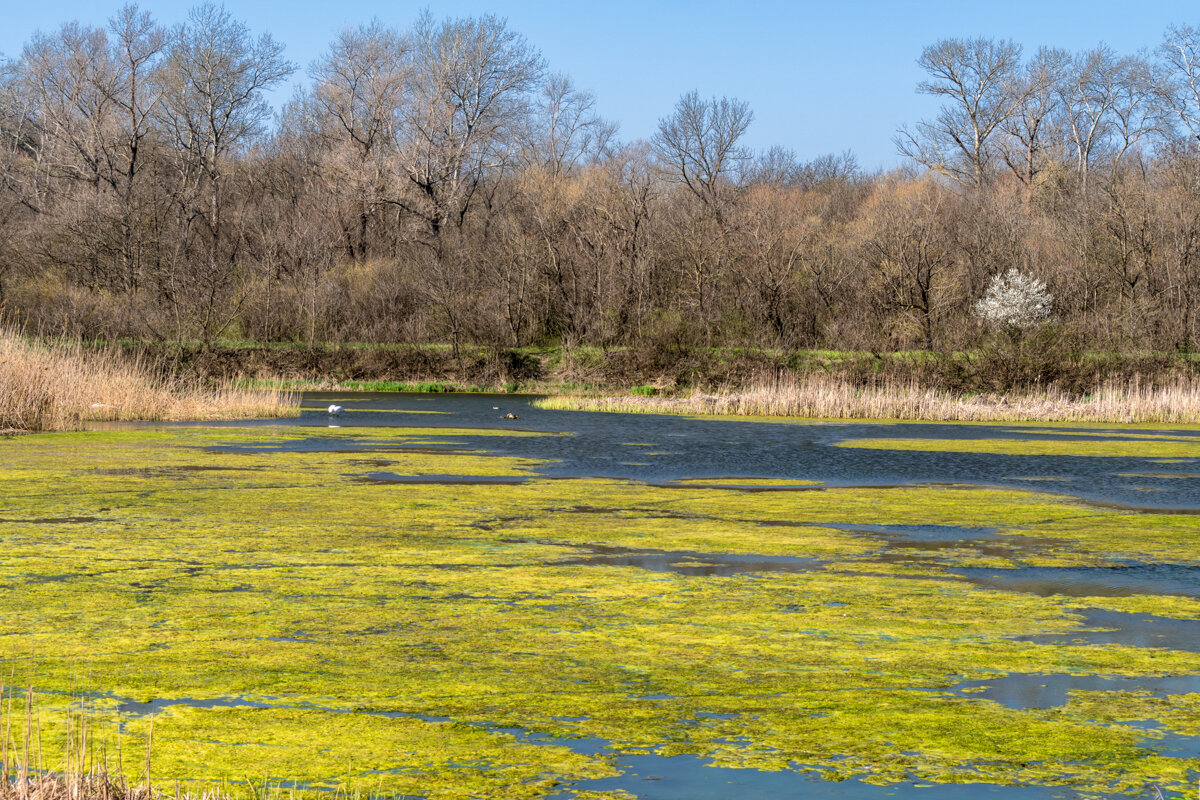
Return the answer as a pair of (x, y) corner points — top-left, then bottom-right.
(0, 682), (232, 800)
(534, 374), (1200, 424)
(0, 329), (297, 432)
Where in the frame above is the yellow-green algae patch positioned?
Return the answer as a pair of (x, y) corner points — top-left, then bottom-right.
(998, 427), (1200, 439)
(1, 425), (1200, 797)
(837, 436), (1200, 458)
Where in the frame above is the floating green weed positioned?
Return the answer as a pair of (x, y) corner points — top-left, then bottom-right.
(837, 436), (1200, 458)
(0, 425), (1198, 797)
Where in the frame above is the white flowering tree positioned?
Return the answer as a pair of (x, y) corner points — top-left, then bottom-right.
(974, 269), (1053, 336)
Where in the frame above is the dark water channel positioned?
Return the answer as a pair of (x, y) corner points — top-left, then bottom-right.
(162, 393), (1200, 798)
(210, 392), (1200, 511)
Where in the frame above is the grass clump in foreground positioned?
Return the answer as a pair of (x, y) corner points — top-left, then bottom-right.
(534, 374), (1200, 424)
(0, 329), (297, 431)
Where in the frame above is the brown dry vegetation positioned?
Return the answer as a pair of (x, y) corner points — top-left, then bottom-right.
(5, 12), (1200, 366)
(536, 374), (1200, 424)
(0, 329), (296, 432)
(0, 686), (230, 800)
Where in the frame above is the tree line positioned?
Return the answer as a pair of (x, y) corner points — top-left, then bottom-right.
(4, 5), (1200, 358)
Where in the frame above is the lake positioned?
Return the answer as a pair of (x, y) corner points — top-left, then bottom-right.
(1, 392), (1198, 799)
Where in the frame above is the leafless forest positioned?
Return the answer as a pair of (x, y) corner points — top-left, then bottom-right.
(4, 5), (1200, 369)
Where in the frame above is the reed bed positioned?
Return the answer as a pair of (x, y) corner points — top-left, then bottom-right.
(0, 329), (297, 432)
(534, 375), (1200, 424)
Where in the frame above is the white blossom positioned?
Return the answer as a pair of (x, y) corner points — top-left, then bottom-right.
(973, 269), (1053, 331)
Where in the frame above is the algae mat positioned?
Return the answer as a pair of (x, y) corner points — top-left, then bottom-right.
(1, 425), (1200, 798)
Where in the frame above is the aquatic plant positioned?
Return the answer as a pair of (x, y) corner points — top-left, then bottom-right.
(0, 328), (297, 431)
(2, 424), (1200, 797)
(535, 374), (1200, 423)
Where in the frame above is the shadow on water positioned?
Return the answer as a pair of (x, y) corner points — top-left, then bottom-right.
(354, 471), (530, 486)
(551, 543), (821, 576)
(0, 516), (100, 524)
(821, 522), (1003, 541)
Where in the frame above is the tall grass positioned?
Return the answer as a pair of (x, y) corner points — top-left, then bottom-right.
(534, 374), (1200, 424)
(0, 329), (297, 432)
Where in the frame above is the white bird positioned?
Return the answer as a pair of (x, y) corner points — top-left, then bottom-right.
(327, 404), (344, 415)
(492, 406), (499, 410)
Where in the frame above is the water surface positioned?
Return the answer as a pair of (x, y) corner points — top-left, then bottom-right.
(227, 392), (1200, 511)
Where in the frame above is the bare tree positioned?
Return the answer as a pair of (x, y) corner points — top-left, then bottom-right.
(20, 23), (121, 194)
(897, 37), (1025, 189)
(0, 54), (27, 304)
(0, 51), (43, 216)
(522, 72), (616, 177)
(155, 2), (293, 340)
(593, 142), (656, 343)
(1057, 46), (1129, 191)
(108, 5), (166, 291)
(652, 91), (753, 216)
(396, 11), (544, 356)
(1108, 54), (1165, 163)
(1000, 47), (1068, 189)
(861, 177), (960, 349)
(398, 12), (543, 241)
(17, 20), (139, 290)
(1158, 24), (1200, 145)
(303, 19), (408, 262)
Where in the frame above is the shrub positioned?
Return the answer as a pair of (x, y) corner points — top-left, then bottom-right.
(974, 269), (1054, 334)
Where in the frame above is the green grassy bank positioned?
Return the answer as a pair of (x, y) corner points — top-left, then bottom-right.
(111, 339), (1200, 399)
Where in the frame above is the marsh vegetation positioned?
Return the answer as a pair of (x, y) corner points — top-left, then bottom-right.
(535, 374), (1200, 423)
(1, 397), (1199, 798)
(0, 328), (296, 431)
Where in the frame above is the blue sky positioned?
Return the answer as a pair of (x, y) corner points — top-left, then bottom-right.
(4, 0), (1199, 169)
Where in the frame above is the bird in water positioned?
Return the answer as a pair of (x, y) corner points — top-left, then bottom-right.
(504, 412), (519, 419)
(327, 404), (344, 415)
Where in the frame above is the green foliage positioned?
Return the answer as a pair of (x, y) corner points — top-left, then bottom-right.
(630, 384), (657, 397)
(838, 433), (1200, 458)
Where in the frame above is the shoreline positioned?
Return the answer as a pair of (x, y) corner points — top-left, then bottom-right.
(1, 330), (299, 432)
(530, 377), (1200, 425)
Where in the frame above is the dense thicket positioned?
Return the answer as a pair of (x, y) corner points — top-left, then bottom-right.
(5, 5), (1200, 359)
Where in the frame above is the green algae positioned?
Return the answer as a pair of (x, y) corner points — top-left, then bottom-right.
(837, 436), (1200, 458)
(1, 425), (1200, 797)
